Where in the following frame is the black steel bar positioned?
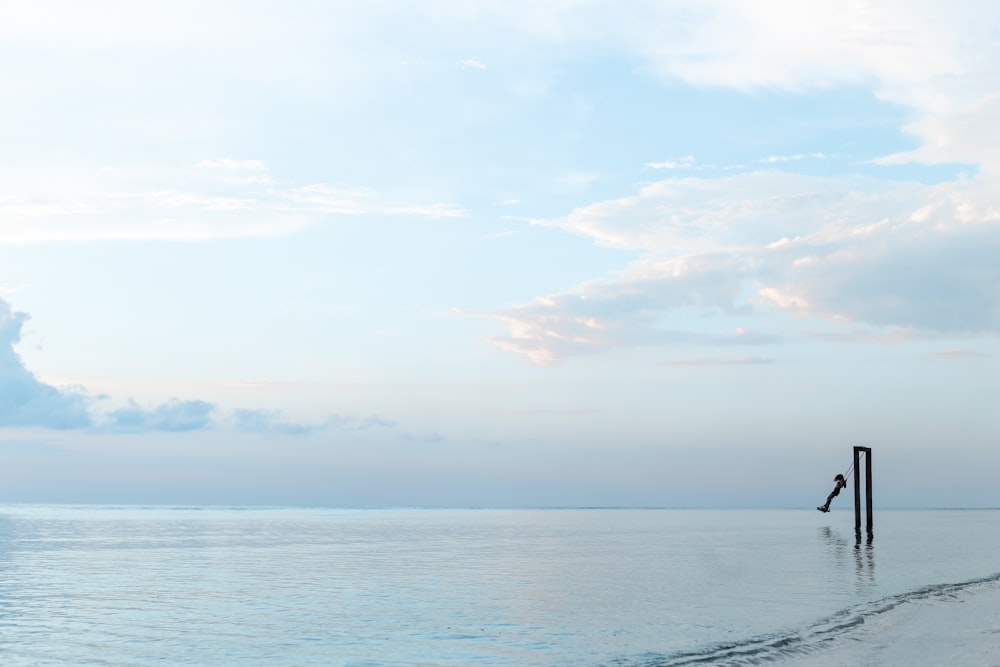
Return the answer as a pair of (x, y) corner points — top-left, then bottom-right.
(853, 446), (862, 533)
(865, 447), (873, 533)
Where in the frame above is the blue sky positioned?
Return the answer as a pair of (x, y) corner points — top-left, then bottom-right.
(1, 1), (998, 507)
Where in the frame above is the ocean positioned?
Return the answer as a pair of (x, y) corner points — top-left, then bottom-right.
(0, 506), (997, 666)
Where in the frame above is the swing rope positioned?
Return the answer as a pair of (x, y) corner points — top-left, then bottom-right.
(843, 450), (864, 482)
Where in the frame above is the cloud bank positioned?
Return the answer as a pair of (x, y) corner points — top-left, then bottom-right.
(491, 172), (1000, 364)
(0, 297), (91, 428)
(0, 298), (403, 436)
(104, 399), (216, 432)
(0, 298), (222, 433)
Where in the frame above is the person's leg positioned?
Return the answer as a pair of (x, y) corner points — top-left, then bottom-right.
(818, 490), (835, 512)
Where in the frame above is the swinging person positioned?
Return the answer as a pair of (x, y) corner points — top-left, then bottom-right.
(817, 474), (847, 512)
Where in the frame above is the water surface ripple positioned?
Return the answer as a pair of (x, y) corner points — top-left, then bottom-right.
(0, 507), (997, 666)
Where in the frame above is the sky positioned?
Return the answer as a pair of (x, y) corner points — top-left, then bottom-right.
(1, 1), (998, 507)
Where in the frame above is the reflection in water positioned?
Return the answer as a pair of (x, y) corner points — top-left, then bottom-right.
(854, 530), (875, 590)
(819, 526), (875, 591)
(819, 526), (849, 579)
(819, 526), (848, 554)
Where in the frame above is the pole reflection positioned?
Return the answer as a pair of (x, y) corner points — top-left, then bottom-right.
(819, 525), (875, 591)
(854, 530), (875, 589)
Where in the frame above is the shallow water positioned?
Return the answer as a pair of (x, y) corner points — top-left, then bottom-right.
(0, 506), (997, 665)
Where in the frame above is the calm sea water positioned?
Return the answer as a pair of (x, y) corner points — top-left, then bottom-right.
(0, 506), (998, 666)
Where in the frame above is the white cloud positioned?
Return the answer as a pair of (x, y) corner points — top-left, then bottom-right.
(492, 169), (1000, 363)
(487, 251), (781, 365)
(614, 1), (975, 101)
(289, 184), (466, 218)
(531, 171), (925, 253)
(929, 348), (985, 358)
(647, 156), (697, 170)
(458, 58), (487, 70)
(103, 399), (216, 432)
(619, 1), (1000, 183)
(0, 162), (465, 244)
(879, 93), (1000, 173)
(233, 409), (317, 435)
(762, 153), (827, 164)
(758, 287), (810, 312)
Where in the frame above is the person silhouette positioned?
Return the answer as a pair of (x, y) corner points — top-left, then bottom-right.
(817, 474), (847, 512)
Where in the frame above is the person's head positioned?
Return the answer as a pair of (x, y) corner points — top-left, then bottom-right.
(834, 474), (845, 483)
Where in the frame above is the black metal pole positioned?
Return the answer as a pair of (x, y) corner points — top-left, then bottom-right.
(865, 448), (873, 534)
(853, 446), (862, 534)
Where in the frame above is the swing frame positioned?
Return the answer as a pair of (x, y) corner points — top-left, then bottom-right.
(853, 446), (872, 535)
